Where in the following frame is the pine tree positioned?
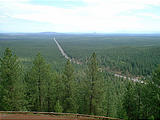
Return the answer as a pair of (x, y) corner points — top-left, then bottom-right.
(46, 72), (55, 112)
(76, 71), (89, 114)
(134, 82), (143, 119)
(62, 60), (77, 113)
(140, 79), (152, 118)
(123, 81), (137, 119)
(52, 72), (64, 111)
(54, 100), (63, 113)
(26, 53), (52, 111)
(0, 48), (26, 111)
(86, 52), (104, 115)
(146, 65), (160, 119)
(104, 77), (116, 117)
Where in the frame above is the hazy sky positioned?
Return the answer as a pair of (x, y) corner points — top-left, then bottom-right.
(0, 0), (160, 33)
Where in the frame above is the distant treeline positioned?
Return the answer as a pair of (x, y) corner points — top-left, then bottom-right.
(56, 35), (160, 77)
(0, 48), (159, 119)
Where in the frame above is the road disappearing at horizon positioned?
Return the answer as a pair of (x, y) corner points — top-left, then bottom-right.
(53, 37), (143, 83)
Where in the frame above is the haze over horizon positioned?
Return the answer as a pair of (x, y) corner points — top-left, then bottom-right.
(0, 0), (160, 33)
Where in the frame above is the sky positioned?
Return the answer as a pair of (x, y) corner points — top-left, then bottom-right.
(0, 0), (160, 33)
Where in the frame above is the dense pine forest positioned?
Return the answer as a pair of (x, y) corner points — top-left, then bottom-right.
(0, 33), (160, 119)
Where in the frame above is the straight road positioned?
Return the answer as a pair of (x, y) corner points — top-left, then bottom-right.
(54, 37), (70, 60)
(53, 37), (142, 83)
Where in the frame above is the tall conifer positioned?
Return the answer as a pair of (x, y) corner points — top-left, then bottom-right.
(0, 48), (26, 110)
(86, 52), (104, 115)
(26, 53), (52, 111)
(62, 60), (77, 113)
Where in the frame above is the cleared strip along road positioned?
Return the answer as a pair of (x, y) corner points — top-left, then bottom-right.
(53, 37), (143, 83)
(53, 37), (82, 64)
(54, 37), (70, 60)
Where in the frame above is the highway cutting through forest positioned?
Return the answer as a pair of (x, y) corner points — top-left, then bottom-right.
(53, 37), (143, 83)
(53, 37), (82, 64)
(54, 37), (70, 60)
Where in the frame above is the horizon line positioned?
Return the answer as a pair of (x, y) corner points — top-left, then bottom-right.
(1, 32), (160, 34)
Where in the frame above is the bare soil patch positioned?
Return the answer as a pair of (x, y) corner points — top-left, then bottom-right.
(0, 113), (96, 120)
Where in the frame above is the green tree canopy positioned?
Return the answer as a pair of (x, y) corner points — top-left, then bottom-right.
(26, 53), (52, 111)
(0, 48), (26, 111)
(86, 52), (104, 115)
(62, 60), (77, 113)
